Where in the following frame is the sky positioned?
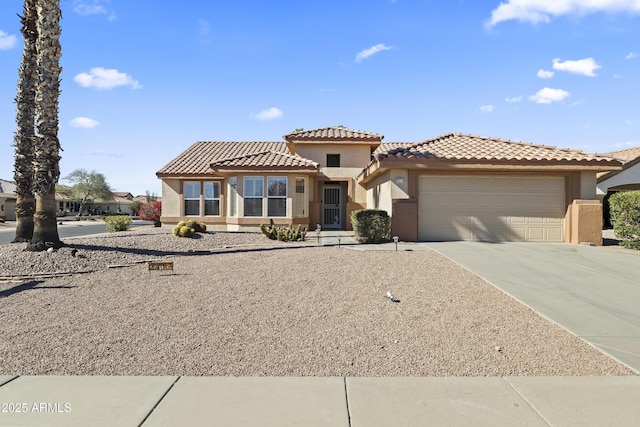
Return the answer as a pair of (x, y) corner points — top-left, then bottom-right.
(0, 0), (639, 196)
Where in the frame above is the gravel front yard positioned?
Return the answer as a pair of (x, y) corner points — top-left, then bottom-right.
(0, 228), (635, 376)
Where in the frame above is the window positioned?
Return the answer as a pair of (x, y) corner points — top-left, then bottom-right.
(228, 177), (238, 217)
(204, 181), (221, 216)
(294, 178), (306, 218)
(267, 176), (287, 217)
(184, 182), (200, 216)
(244, 177), (263, 217)
(326, 154), (341, 167)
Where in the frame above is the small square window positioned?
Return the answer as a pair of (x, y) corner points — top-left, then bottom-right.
(326, 154), (341, 167)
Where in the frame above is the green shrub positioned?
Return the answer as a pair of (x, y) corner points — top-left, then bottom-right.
(351, 209), (391, 244)
(104, 215), (132, 232)
(260, 219), (307, 241)
(610, 191), (640, 250)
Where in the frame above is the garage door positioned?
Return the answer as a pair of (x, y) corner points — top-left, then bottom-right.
(418, 175), (565, 242)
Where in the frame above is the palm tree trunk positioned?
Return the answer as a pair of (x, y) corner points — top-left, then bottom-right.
(12, 0), (38, 243)
(28, 0), (62, 251)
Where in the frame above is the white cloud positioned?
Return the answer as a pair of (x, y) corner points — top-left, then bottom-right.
(480, 105), (495, 113)
(625, 52), (638, 59)
(486, 0), (640, 27)
(505, 96), (523, 103)
(252, 107), (283, 121)
(198, 19), (210, 36)
(613, 73), (623, 79)
(529, 87), (570, 104)
(552, 57), (601, 77)
(73, 1), (116, 20)
(537, 69), (554, 79)
(74, 67), (141, 90)
(70, 117), (100, 128)
(0, 30), (17, 50)
(354, 44), (393, 63)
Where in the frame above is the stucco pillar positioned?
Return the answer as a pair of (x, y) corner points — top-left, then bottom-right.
(569, 200), (603, 246)
(392, 198), (418, 242)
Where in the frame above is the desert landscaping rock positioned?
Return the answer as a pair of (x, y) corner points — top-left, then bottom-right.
(0, 227), (635, 376)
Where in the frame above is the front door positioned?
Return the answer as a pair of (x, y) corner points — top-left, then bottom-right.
(322, 185), (342, 229)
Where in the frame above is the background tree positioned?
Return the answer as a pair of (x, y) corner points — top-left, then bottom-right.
(12, 0), (38, 243)
(129, 200), (143, 216)
(60, 169), (114, 216)
(28, 0), (63, 251)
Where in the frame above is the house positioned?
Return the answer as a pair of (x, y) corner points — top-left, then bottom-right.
(596, 146), (640, 226)
(156, 126), (622, 245)
(0, 178), (17, 222)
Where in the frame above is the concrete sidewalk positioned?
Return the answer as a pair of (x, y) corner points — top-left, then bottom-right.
(2, 375), (640, 426)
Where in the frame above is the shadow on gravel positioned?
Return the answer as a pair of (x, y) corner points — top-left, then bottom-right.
(66, 242), (318, 259)
(0, 280), (77, 298)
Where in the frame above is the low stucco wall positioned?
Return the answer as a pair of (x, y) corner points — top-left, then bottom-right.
(568, 199), (603, 246)
(391, 198), (418, 241)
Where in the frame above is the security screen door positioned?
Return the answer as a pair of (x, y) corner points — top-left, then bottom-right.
(323, 186), (342, 229)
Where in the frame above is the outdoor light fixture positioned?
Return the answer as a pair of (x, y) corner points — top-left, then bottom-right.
(316, 224), (321, 244)
(393, 236), (399, 251)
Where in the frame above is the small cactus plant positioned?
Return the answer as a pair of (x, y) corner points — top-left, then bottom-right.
(173, 220), (206, 238)
(260, 219), (307, 242)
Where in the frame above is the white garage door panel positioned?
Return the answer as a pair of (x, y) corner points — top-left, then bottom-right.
(419, 175), (565, 242)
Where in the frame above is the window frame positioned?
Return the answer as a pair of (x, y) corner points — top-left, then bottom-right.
(267, 176), (287, 217)
(184, 181), (201, 216)
(243, 176), (264, 217)
(326, 154), (341, 167)
(204, 181), (221, 216)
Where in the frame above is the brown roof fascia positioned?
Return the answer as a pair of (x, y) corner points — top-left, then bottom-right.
(358, 157), (622, 184)
(209, 167), (319, 173)
(380, 156), (622, 171)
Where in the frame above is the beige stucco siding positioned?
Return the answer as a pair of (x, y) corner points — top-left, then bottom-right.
(162, 179), (181, 217)
(295, 144), (371, 169)
(580, 172), (597, 199)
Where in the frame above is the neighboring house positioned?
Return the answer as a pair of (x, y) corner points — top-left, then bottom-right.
(0, 178), (17, 222)
(157, 126), (622, 244)
(596, 146), (640, 226)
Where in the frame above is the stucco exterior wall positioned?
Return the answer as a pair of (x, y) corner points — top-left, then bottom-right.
(365, 171), (393, 214)
(294, 144), (371, 169)
(580, 172), (597, 199)
(597, 164), (640, 196)
(162, 179), (181, 217)
(568, 199), (603, 245)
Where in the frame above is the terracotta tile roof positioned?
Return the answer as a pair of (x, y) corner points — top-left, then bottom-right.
(158, 141), (317, 175)
(376, 133), (620, 163)
(157, 141), (289, 176)
(374, 142), (413, 156)
(210, 150), (318, 170)
(284, 126), (383, 142)
(601, 146), (640, 163)
(0, 178), (16, 194)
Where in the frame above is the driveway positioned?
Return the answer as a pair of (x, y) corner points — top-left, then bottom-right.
(424, 242), (640, 373)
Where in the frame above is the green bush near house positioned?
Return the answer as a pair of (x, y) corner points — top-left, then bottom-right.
(104, 215), (132, 232)
(610, 191), (640, 250)
(351, 209), (391, 244)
